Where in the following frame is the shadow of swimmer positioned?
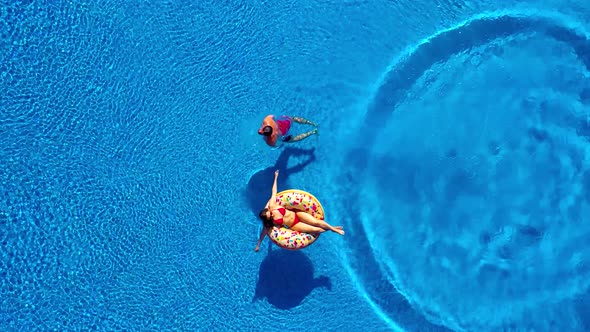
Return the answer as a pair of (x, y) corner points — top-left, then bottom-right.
(253, 247), (331, 310)
(244, 147), (316, 217)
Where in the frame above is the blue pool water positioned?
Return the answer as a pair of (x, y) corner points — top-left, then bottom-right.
(3, 1), (590, 331)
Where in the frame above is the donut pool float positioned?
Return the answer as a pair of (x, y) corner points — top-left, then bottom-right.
(267, 189), (325, 250)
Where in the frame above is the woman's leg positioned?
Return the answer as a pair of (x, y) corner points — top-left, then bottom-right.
(291, 116), (317, 126)
(290, 223), (325, 234)
(295, 211), (344, 235)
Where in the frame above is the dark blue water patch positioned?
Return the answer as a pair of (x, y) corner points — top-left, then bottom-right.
(444, 168), (486, 200)
(476, 263), (511, 289)
(544, 24), (590, 70)
(428, 241), (469, 262)
(497, 245), (513, 260)
(528, 127), (550, 142)
(370, 155), (421, 203)
(480, 231), (493, 245)
(446, 147), (459, 158)
(575, 120), (590, 140)
(342, 147), (371, 176)
(567, 199), (583, 223)
(357, 13), (590, 148)
(575, 292), (590, 331)
(580, 88), (590, 104)
(515, 224), (544, 246)
(487, 141), (502, 155)
(583, 171), (590, 204)
(253, 247), (330, 310)
(244, 147), (316, 217)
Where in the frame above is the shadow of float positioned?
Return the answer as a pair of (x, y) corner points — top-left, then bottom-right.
(244, 147), (315, 217)
(253, 247), (331, 310)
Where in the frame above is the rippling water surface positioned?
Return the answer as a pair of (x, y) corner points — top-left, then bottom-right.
(2, 1), (590, 331)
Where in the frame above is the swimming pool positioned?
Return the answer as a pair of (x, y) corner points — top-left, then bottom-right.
(3, 0), (590, 331)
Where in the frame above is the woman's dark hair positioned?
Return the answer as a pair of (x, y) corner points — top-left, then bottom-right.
(262, 126), (273, 136)
(259, 208), (274, 228)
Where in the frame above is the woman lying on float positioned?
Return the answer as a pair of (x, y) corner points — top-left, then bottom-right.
(255, 170), (344, 252)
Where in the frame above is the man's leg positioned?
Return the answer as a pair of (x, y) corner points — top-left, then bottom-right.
(291, 116), (317, 127)
(285, 129), (318, 143)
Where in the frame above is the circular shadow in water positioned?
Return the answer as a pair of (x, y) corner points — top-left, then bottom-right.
(341, 10), (590, 332)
